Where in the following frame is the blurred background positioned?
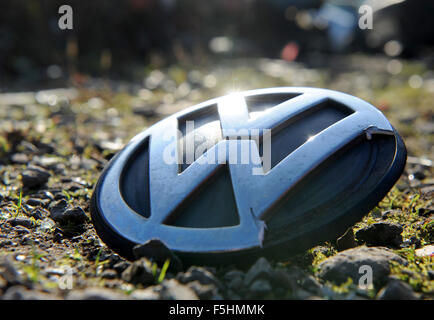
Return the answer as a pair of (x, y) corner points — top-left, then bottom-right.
(1, 0), (434, 88)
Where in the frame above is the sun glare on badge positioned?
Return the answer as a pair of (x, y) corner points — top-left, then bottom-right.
(307, 135), (315, 142)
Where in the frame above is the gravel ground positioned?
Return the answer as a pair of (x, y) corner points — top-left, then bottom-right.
(0, 55), (433, 300)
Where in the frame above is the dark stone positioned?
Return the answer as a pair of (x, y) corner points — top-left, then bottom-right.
(377, 280), (419, 300)
(317, 247), (407, 287)
(54, 193), (68, 200)
(113, 261), (130, 275)
(244, 257), (273, 286)
(248, 279), (272, 298)
(223, 270), (244, 282)
(187, 280), (219, 299)
(356, 222), (403, 247)
(106, 254), (122, 268)
(21, 166), (50, 189)
(49, 200), (88, 225)
(26, 198), (47, 207)
(336, 228), (357, 251)
(271, 266), (311, 295)
(418, 208), (433, 218)
(223, 270), (245, 291)
(132, 239), (182, 272)
(121, 258), (155, 286)
(272, 269), (298, 292)
(7, 218), (36, 229)
(60, 207), (88, 225)
(100, 269), (118, 280)
(49, 199), (69, 220)
(177, 266), (221, 288)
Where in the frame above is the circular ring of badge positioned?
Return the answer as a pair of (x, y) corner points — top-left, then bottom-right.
(90, 87), (406, 265)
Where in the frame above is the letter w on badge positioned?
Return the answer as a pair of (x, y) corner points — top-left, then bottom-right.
(149, 88), (393, 242)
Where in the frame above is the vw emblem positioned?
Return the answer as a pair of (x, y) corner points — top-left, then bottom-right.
(90, 87), (406, 265)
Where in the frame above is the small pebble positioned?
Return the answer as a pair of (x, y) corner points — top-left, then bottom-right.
(21, 166), (51, 189)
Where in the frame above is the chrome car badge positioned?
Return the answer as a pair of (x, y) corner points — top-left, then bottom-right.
(90, 87), (406, 265)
